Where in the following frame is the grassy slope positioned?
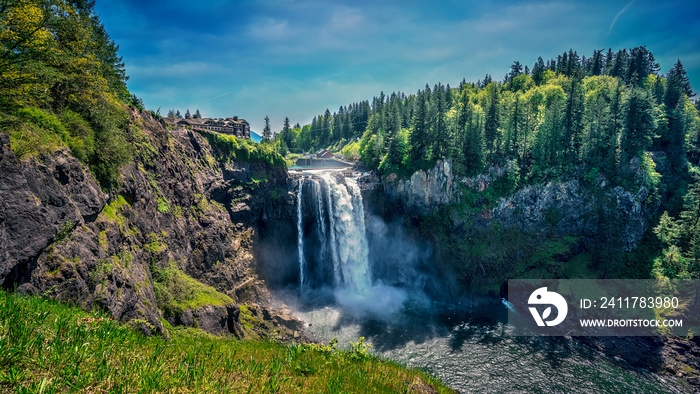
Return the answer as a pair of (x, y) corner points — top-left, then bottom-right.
(0, 290), (452, 393)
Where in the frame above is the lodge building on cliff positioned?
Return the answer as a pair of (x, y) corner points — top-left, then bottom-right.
(165, 115), (251, 139)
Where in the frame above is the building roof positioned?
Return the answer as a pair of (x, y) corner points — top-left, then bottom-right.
(166, 116), (249, 128)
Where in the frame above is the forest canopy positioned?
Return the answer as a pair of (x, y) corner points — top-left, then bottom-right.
(277, 47), (698, 184)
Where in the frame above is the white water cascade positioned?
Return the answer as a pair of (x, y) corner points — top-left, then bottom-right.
(297, 176), (305, 290)
(319, 173), (371, 293)
(296, 172), (406, 317)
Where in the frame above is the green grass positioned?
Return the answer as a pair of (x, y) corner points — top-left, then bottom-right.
(0, 290), (453, 393)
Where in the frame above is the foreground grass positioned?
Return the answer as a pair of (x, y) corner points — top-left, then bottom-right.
(0, 290), (452, 393)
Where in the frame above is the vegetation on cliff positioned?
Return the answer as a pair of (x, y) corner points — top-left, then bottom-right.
(0, 0), (136, 186)
(0, 290), (451, 393)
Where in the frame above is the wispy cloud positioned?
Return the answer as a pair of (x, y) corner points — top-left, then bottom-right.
(202, 91), (233, 104)
(609, 0), (637, 33)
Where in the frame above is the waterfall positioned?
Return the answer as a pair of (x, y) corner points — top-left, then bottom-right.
(323, 174), (341, 285)
(297, 171), (407, 317)
(313, 180), (327, 267)
(320, 173), (371, 293)
(298, 172), (371, 293)
(297, 176), (305, 290)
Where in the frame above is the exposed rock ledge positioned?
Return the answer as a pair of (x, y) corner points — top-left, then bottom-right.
(377, 158), (656, 251)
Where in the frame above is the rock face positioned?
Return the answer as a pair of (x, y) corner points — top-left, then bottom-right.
(0, 133), (107, 287)
(379, 159), (655, 252)
(166, 304), (244, 337)
(0, 109), (297, 337)
(383, 159), (455, 215)
(493, 180), (652, 251)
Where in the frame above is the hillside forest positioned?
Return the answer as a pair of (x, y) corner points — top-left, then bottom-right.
(274, 47), (700, 282)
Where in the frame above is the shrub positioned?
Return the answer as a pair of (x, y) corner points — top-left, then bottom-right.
(201, 130), (286, 167)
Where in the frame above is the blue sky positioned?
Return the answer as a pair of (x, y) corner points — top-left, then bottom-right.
(95, 0), (700, 134)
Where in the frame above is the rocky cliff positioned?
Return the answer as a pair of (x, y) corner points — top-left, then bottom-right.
(383, 159), (455, 215)
(379, 159), (656, 253)
(0, 109), (300, 338)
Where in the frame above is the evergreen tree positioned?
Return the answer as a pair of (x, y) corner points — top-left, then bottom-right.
(483, 83), (501, 161)
(194, 109), (202, 119)
(564, 77), (585, 160)
(505, 93), (523, 157)
(263, 115), (272, 141)
(381, 101), (405, 173)
(532, 57), (546, 85)
(463, 102), (484, 175)
(627, 46), (660, 85)
(431, 83), (450, 158)
(409, 89), (430, 167)
(665, 60), (693, 109)
(591, 49), (604, 76)
(620, 87), (655, 162)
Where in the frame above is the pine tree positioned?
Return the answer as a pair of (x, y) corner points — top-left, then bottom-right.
(463, 105), (484, 175)
(532, 57), (546, 85)
(483, 83), (501, 161)
(263, 115), (272, 141)
(564, 77), (585, 160)
(409, 90), (429, 167)
(381, 101), (405, 173)
(431, 84), (450, 158)
(620, 87), (655, 162)
(194, 109), (202, 119)
(591, 49), (604, 76)
(505, 93), (523, 157)
(665, 60), (693, 109)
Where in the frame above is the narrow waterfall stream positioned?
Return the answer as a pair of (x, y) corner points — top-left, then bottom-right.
(296, 176), (305, 289)
(289, 170), (682, 393)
